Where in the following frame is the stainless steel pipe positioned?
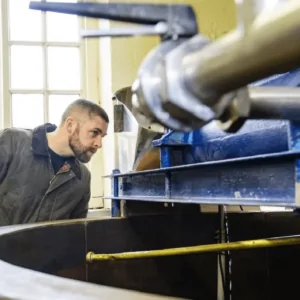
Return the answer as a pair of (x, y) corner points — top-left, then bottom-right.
(183, 0), (300, 103)
(249, 87), (300, 120)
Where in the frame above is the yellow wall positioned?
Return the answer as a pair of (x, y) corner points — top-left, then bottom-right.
(98, 0), (237, 205)
(109, 0), (237, 92)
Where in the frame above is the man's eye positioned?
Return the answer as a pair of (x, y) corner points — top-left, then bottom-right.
(92, 131), (99, 136)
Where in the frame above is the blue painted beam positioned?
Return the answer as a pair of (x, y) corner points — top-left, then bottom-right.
(106, 151), (300, 207)
(111, 169), (121, 217)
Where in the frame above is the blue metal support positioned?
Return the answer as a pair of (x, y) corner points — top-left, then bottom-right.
(106, 150), (300, 207)
(160, 147), (173, 168)
(289, 122), (300, 203)
(106, 69), (300, 208)
(111, 169), (121, 217)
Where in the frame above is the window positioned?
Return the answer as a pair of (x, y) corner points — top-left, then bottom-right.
(3, 0), (83, 129)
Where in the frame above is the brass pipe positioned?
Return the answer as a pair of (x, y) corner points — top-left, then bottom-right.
(86, 235), (300, 262)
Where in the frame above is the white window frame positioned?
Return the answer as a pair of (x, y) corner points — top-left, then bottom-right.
(0, 0), (87, 128)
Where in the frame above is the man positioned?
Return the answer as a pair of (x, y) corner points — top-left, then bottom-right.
(0, 98), (109, 226)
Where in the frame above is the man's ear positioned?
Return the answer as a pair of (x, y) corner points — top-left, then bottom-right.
(65, 116), (76, 135)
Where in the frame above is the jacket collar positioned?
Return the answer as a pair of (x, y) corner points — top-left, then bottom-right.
(31, 123), (81, 179)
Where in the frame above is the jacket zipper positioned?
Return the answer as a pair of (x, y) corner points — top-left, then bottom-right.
(48, 167), (70, 187)
(34, 153), (70, 221)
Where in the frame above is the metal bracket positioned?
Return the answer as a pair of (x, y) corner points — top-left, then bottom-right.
(29, 2), (198, 41)
(81, 22), (168, 38)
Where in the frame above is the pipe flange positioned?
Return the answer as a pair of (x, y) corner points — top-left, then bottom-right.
(132, 39), (199, 132)
(160, 34), (218, 130)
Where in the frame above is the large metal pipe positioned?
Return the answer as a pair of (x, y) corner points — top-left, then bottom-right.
(249, 86), (300, 120)
(183, 0), (300, 103)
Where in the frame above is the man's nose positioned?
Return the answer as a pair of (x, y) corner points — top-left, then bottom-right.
(94, 137), (102, 149)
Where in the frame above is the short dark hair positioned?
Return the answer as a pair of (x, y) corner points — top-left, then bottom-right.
(60, 98), (109, 125)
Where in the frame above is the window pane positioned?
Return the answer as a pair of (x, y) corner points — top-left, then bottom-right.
(10, 45), (44, 89)
(12, 94), (44, 129)
(46, 0), (79, 42)
(49, 95), (79, 126)
(9, 0), (42, 41)
(47, 47), (80, 90)
(47, 13), (79, 42)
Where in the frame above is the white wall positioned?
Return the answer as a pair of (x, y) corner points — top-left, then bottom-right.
(82, 14), (106, 209)
(97, 18), (115, 209)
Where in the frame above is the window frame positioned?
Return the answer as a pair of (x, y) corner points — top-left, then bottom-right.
(0, 0), (87, 128)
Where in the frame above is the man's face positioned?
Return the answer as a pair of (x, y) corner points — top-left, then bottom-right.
(69, 115), (108, 163)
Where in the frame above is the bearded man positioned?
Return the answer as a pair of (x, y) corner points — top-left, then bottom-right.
(0, 99), (109, 226)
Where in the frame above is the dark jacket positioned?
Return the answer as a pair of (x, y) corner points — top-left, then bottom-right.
(0, 123), (91, 226)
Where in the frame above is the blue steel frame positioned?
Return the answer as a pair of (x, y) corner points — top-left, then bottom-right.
(110, 69), (300, 215)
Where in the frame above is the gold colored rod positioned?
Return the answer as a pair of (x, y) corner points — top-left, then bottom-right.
(86, 235), (300, 262)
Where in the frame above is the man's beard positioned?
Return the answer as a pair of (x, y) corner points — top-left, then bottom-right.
(69, 127), (93, 163)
